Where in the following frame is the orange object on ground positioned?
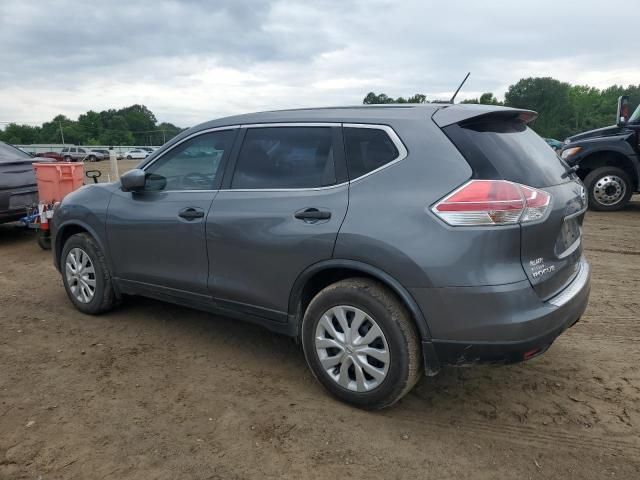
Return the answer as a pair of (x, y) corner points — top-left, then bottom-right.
(32, 162), (84, 203)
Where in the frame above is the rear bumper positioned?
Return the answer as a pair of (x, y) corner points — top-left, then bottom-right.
(414, 258), (591, 369)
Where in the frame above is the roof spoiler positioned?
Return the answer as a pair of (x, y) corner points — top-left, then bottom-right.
(432, 105), (537, 128)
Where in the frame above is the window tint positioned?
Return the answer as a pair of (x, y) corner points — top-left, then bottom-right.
(444, 120), (570, 188)
(144, 130), (235, 191)
(78, 148), (86, 153)
(344, 127), (399, 179)
(61, 147), (68, 153)
(232, 127), (335, 189)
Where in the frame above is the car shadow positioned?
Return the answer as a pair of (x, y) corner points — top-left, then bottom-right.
(0, 222), (37, 246)
(105, 295), (598, 429)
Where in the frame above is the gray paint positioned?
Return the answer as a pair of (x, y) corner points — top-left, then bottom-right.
(52, 104), (591, 370)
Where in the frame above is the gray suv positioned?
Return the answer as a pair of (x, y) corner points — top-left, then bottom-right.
(51, 104), (591, 409)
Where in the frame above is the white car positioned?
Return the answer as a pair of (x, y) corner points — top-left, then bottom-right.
(123, 149), (149, 160)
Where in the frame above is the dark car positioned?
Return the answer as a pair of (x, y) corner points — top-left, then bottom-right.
(0, 141), (40, 224)
(51, 104), (591, 409)
(35, 151), (64, 162)
(560, 96), (640, 211)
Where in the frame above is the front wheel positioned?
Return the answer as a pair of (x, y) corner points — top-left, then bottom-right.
(126, 155), (132, 160)
(584, 166), (633, 211)
(61, 233), (116, 314)
(301, 278), (422, 410)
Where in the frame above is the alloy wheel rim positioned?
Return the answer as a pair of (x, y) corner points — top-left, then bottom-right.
(314, 305), (390, 392)
(593, 175), (626, 206)
(65, 248), (96, 303)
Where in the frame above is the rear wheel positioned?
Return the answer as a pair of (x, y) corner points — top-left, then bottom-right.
(61, 233), (116, 314)
(584, 166), (633, 211)
(63, 155), (72, 162)
(301, 278), (422, 409)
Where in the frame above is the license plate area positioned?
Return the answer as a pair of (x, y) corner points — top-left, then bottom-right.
(555, 216), (581, 258)
(9, 192), (37, 210)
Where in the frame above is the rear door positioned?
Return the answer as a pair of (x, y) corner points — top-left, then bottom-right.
(207, 124), (349, 320)
(442, 114), (587, 299)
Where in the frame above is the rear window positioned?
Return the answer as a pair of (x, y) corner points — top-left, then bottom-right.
(344, 127), (399, 179)
(444, 120), (569, 188)
(0, 141), (31, 163)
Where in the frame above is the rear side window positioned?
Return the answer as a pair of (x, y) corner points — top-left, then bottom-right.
(344, 127), (399, 179)
(232, 127), (336, 189)
(444, 120), (569, 188)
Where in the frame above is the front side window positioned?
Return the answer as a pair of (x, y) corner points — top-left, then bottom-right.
(232, 127), (336, 189)
(344, 127), (399, 179)
(144, 129), (235, 191)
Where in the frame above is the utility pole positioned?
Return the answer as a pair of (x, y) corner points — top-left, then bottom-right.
(59, 120), (65, 144)
(109, 145), (119, 181)
(162, 129), (166, 144)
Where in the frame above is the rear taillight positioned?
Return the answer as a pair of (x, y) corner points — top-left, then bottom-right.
(432, 179), (551, 226)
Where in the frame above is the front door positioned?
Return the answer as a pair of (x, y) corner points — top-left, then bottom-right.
(207, 125), (349, 320)
(107, 128), (237, 299)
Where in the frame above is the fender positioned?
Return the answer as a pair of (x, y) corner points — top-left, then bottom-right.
(53, 219), (112, 273)
(571, 139), (640, 186)
(288, 258), (433, 341)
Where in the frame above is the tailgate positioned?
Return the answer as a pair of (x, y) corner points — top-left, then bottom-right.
(521, 180), (587, 300)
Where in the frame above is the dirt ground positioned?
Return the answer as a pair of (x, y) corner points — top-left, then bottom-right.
(1, 162), (639, 479)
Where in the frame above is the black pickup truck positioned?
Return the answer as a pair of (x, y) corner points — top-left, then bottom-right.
(560, 96), (640, 211)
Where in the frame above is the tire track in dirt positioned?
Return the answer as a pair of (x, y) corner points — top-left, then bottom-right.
(382, 412), (640, 458)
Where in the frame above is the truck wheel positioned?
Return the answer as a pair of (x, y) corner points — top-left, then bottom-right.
(301, 278), (422, 410)
(61, 233), (116, 315)
(584, 167), (633, 211)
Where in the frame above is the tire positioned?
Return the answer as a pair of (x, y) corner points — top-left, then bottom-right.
(64, 155), (72, 162)
(126, 155), (132, 160)
(37, 231), (51, 250)
(301, 278), (422, 410)
(60, 233), (116, 315)
(584, 166), (633, 211)
(87, 155), (96, 162)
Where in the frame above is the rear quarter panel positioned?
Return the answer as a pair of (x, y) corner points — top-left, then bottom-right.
(334, 117), (528, 288)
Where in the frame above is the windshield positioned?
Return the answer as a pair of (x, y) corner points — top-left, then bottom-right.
(0, 141), (31, 163)
(630, 104), (640, 124)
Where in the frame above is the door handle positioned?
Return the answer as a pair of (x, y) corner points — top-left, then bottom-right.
(294, 208), (331, 221)
(178, 207), (205, 220)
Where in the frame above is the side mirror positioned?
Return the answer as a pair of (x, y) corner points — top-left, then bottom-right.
(617, 95), (630, 127)
(120, 169), (146, 192)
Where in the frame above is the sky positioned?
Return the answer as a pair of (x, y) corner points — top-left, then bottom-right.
(1, 0), (638, 127)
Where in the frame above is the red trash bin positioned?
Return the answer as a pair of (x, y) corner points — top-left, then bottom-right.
(32, 162), (84, 203)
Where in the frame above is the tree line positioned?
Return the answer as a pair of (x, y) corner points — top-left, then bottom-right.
(363, 77), (640, 140)
(0, 104), (184, 146)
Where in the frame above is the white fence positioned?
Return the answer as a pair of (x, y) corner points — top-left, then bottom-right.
(15, 144), (161, 156)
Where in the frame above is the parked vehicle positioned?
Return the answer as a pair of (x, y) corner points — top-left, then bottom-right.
(560, 95), (640, 211)
(60, 146), (105, 162)
(35, 151), (64, 162)
(123, 149), (149, 160)
(544, 138), (563, 151)
(52, 104), (591, 409)
(0, 141), (41, 224)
